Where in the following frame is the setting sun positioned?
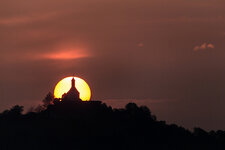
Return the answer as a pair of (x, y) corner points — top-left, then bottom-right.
(54, 76), (91, 101)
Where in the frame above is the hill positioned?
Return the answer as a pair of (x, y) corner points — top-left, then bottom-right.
(0, 100), (225, 150)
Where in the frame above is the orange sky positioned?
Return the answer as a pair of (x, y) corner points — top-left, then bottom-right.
(0, 0), (225, 130)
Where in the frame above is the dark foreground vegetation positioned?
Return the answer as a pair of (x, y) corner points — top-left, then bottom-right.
(0, 99), (225, 150)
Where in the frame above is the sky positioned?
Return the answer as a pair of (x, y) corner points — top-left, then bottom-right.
(1, 0), (225, 130)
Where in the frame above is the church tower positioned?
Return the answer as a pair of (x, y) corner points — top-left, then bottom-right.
(71, 77), (75, 88)
(62, 77), (81, 101)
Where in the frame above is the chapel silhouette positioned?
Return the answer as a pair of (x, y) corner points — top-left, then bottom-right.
(61, 77), (82, 102)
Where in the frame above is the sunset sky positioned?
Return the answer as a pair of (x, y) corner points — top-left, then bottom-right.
(1, 0), (225, 130)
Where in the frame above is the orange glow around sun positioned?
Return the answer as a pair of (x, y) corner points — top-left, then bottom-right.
(54, 76), (91, 101)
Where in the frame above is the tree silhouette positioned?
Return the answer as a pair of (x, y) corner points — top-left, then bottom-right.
(0, 105), (24, 119)
(0, 100), (225, 150)
(42, 92), (54, 107)
(9, 105), (24, 115)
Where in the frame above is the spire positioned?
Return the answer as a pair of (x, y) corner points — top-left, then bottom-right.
(71, 77), (75, 88)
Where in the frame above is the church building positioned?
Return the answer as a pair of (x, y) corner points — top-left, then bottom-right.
(62, 77), (82, 102)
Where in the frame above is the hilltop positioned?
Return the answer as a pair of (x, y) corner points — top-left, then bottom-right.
(0, 100), (225, 150)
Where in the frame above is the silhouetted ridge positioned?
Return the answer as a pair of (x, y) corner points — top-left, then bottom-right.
(0, 100), (225, 150)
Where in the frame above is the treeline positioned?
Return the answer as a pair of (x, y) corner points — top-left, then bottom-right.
(0, 98), (225, 150)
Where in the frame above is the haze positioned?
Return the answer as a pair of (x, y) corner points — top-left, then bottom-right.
(1, 0), (225, 130)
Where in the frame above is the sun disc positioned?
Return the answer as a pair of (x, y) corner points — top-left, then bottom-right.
(54, 76), (91, 101)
